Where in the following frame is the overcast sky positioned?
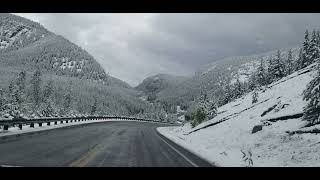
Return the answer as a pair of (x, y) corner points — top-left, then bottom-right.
(15, 13), (320, 86)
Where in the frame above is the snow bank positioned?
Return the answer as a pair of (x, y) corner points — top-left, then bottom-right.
(158, 64), (320, 166)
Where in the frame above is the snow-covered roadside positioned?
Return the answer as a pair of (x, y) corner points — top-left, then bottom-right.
(158, 64), (320, 167)
(0, 119), (165, 138)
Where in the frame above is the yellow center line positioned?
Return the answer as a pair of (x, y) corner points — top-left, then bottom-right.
(69, 144), (104, 167)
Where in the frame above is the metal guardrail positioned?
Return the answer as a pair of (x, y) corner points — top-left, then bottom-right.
(0, 116), (175, 131)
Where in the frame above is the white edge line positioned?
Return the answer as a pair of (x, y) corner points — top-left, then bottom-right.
(156, 130), (199, 167)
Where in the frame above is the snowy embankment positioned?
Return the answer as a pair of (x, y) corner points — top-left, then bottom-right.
(158, 64), (320, 166)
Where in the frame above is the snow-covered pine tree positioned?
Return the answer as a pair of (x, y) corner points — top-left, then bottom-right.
(190, 90), (217, 127)
(30, 68), (42, 109)
(303, 60), (320, 125)
(63, 83), (73, 115)
(256, 58), (267, 87)
(8, 81), (16, 104)
(15, 71), (26, 107)
(301, 29), (311, 68)
(90, 96), (98, 115)
(206, 99), (217, 120)
(269, 50), (285, 82)
(199, 91), (217, 119)
(266, 56), (274, 84)
(286, 49), (294, 75)
(296, 48), (304, 71)
(222, 83), (233, 105)
(233, 77), (244, 99)
(0, 88), (5, 111)
(42, 80), (55, 117)
(248, 72), (257, 91)
(6, 81), (20, 118)
(43, 80), (54, 101)
(158, 106), (166, 122)
(309, 30), (320, 65)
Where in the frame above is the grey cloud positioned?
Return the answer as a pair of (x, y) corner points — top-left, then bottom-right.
(15, 13), (320, 86)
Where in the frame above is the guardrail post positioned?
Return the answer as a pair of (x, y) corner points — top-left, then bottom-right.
(66, 120), (68, 123)
(47, 122), (50, 126)
(4, 124), (9, 130)
(60, 120), (63, 124)
(18, 124), (22, 130)
(54, 121), (57, 125)
(30, 123), (34, 128)
(39, 123), (42, 127)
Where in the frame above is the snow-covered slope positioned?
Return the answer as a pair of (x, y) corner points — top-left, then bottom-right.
(158, 63), (320, 166)
(155, 46), (301, 111)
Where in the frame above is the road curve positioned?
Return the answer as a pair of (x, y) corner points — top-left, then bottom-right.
(0, 121), (212, 167)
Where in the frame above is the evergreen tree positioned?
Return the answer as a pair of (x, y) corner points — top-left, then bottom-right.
(316, 30), (320, 47)
(296, 48), (304, 71)
(90, 96), (98, 115)
(42, 80), (55, 117)
(301, 29), (311, 68)
(266, 56), (273, 84)
(303, 60), (320, 125)
(8, 81), (17, 104)
(63, 83), (73, 115)
(30, 69), (42, 109)
(286, 49), (294, 75)
(309, 30), (320, 64)
(43, 80), (54, 101)
(269, 50), (285, 81)
(190, 92), (208, 128)
(7, 81), (19, 118)
(15, 71), (26, 106)
(222, 83), (233, 105)
(198, 91), (217, 120)
(233, 78), (244, 99)
(0, 88), (5, 111)
(256, 58), (267, 87)
(158, 108), (167, 122)
(248, 72), (257, 91)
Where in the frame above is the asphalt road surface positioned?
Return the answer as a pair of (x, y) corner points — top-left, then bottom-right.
(0, 121), (212, 167)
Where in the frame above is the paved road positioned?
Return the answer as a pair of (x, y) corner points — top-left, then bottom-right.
(0, 121), (212, 167)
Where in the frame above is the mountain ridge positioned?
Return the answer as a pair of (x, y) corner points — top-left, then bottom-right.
(0, 13), (131, 89)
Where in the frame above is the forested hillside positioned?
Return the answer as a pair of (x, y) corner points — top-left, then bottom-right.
(0, 13), (167, 121)
(152, 45), (301, 115)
